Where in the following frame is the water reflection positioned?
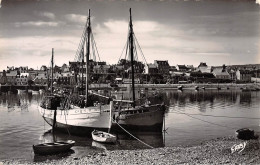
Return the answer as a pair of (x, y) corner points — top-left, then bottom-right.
(40, 129), (164, 151)
(163, 89), (258, 113)
(0, 90), (259, 162)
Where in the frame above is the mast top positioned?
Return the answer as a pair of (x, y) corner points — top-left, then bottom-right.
(129, 8), (132, 25)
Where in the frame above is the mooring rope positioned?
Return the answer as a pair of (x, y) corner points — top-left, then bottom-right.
(165, 105), (237, 130)
(113, 119), (154, 149)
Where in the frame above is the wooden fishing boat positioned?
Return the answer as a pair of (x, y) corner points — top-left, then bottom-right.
(112, 9), (166, 132)
(92, 130), (117, 143)
(39, 10), (113, 136)
(33, 140), (75, 155)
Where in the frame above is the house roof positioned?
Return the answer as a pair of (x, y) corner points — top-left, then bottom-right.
(154, 60), (169, 66)
(147, 64), (157, 68)
(198, 62), (207, 67)
(238, 70), (252, 74)
(177, 65), (188, 70)
(212, 68), (230, 76)
(6, 71), (18, 77)
(199, 66), (212, 73)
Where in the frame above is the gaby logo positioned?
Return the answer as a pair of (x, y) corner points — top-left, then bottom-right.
(231, 142), (247, 154)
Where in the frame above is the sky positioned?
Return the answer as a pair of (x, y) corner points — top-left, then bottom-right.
(0, 0), (260, 71)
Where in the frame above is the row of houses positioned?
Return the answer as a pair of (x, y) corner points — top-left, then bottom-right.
(0, 61), (260, 86)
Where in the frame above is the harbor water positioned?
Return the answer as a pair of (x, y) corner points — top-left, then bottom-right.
(0, 89), (259, 162)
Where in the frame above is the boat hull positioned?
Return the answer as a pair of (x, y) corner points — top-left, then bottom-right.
(92, 130), (117, 143)
(39, 105), (111, 136)
(113, 104), (165, 132)
(33, 140), (75, 155)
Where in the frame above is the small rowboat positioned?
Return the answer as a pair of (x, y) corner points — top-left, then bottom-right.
(92, 130), (117, 143)
(236, 128), (259, 140)
(33, 140), (75, 155)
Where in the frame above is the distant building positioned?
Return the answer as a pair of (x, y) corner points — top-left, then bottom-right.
(33, 71), (48, 85)
(126, 61), (145, 75)
(6, 70), (18, 85)
(93, 65), (111, 74)
(236, 70), (252, 82)
(154, 60), (170, 74)
(198, 62), (212, 73)
(40, 65), (48, 71)
(212, 65), (230, 79)
(176, 65), (189, 72)
(190, 72), (215, 79)
(145, 64), (158, 74)
(18, 66), (28, 73)
(228, 64), (260, 70)
(61, 64), (70, 72)
(0, 71), (7, 85)
(186, 65), (194, 71)
(16, 73), (29, 86)
(169, 66), (177, 74)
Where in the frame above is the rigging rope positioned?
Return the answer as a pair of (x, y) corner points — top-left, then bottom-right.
(91, 32), (101, 62)
(113, 119), (154, 149)
(74, 18), (88, 61)
(118, 40), (128, 62)
(133, 33), (148, 65)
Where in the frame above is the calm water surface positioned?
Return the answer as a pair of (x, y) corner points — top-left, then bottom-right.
(0, 89), (259, 162)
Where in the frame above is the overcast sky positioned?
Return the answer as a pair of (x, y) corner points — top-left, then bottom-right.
(0, 0), (260, 71)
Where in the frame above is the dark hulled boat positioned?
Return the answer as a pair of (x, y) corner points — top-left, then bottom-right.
(33, 140), (75, 155)
(112, 9), (166, 132)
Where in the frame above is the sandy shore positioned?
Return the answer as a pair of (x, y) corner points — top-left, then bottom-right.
(2, 136), (260, 165)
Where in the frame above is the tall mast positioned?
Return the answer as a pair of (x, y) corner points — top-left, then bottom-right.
(129, 8), (135, 107)
(86, 9), (91, 102)
(81, 48), (84, 94)
(51, 48), (54, 94)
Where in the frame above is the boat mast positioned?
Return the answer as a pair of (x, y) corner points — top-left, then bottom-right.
(129, 8), (135, 107)
(51, 48), (54, 94)
(86, 9), (91, 102)
(81, 48), (84, 94)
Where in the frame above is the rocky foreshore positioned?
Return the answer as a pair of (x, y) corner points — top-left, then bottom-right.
(2, 136), (260, 165)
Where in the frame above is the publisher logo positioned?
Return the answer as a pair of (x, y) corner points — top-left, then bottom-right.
(231, 142), (247, 154)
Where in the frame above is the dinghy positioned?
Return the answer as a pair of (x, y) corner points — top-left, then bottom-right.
(236, 128), (258, 140)
(92, 130), (116, 143)
(33, 140), (75, 155)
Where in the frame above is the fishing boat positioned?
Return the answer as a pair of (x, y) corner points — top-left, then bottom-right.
(112, 9), (166, 132)
(39, 10), (112, 136)
(33, 140), (75, 155)
(177, 85), (183, 91)
(92, 130), (117, 143)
